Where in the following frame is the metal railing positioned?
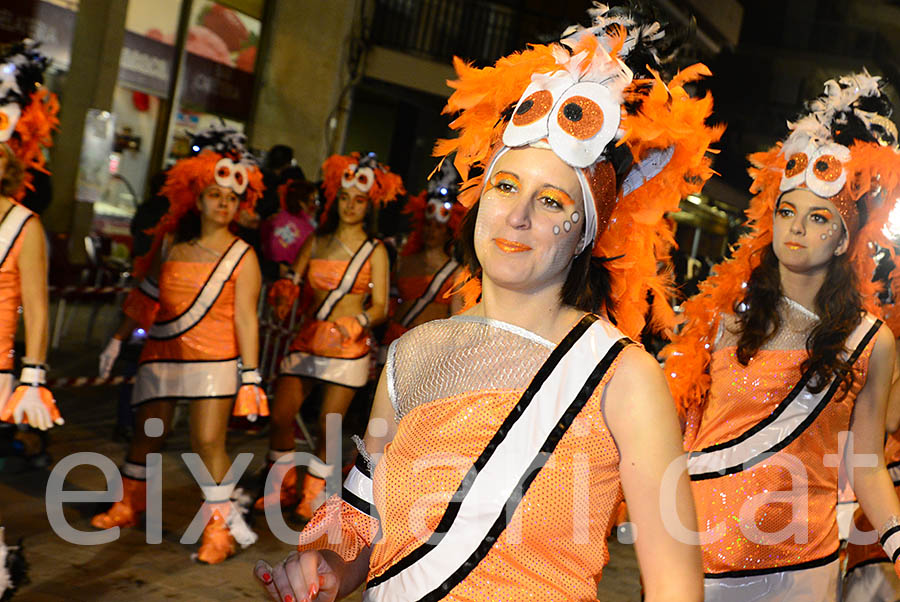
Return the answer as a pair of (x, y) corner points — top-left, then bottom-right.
(370, 0), (562, 65)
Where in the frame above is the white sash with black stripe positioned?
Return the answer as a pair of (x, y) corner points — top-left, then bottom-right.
(314, 239), (376, 321)
(0, 204), (32, 269)
(399, 259), (458, 328)
(688, 316), (881, 481)
(138, 277), (160, 301)
(363, 315), (630, 601)
(148, 239), (249, 340)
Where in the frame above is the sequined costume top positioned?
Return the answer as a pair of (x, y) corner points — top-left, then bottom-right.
(686, 298), (880, 576)
(307, 258), (372, 294)
(298, 315), (628, 600)
(139, 239), (249, 363)
(0, 204), (33, 371)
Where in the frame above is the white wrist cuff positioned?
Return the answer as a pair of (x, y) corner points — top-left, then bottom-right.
(20, 366), (46, 385)
(241, 369), (261, 385)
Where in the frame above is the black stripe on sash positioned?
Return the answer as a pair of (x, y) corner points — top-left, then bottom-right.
(704, 548), (840, 579)
(416, 337), (631, 601)
(0, 206), (31, 270)
(366, 315), (599, 589)
(879, 524), (900, 547)
(149, 240), (248, 340)
(400, 259), (457, 327)
(313, 239), (375, 321)
(691, 319), (882, 481)
(342, 486), (379, 519)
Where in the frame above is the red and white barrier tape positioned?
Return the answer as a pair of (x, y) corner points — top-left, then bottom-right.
(47, 375), (135, 388)
(49, 285), (132, 296)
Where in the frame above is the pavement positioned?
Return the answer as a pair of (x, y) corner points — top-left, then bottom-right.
(1, 300), (641, 601)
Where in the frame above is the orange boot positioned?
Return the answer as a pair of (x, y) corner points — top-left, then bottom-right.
(294, 474), (326, 521)
(196, 504), (236, 565)
(91, 476), (146, 529)
(253, 458), (298, 511)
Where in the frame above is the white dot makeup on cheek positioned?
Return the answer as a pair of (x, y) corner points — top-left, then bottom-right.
(820, 234), (827, 240)
(571, 212), (579, 223)
(563, 221), (571, 232)
(553, 225), (560, 235)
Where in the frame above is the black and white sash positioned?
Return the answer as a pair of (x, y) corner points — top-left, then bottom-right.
(137, 277), (160, 302)
(688, 316), (882, 481)
(148, 239), (249, 340)
(313, 239), (376, 322)
(363, 314), (631, 601)
(399, 259), (458, 328)
(0, 204), (32, 269)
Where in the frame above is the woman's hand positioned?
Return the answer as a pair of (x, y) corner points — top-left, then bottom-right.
(333, 316), (363, 342)
(255, 551), (340, 601)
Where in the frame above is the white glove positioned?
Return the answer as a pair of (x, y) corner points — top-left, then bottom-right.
(99, 337), (123, 379)
(13, 386), (54, 430)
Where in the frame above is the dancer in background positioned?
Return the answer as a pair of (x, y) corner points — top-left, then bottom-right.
(0, 41), (60, 431)
(665, 71), (900, 601)
(92, 127), (268, 564)
(256, 5), (721, 600)
(260, 152), (400, 521)
(381, 161), (465, 349)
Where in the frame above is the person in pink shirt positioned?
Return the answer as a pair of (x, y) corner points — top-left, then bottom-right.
(261, 177), (317, 269)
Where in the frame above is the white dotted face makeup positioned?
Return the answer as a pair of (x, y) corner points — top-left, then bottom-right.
(553, 225), (561, 235)
(563, 221), (572, 232)
(571, 211), (580, 223)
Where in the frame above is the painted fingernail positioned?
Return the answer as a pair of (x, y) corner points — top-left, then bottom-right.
(319, 576), (325, 587)
(284, 595), (295, 602)
(261, 572), (272, 583)
(309, 583), (318, 597)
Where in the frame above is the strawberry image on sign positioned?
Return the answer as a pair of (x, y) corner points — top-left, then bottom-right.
(202, 4), (250, 52)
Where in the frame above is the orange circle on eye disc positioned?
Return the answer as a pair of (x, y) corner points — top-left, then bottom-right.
(557, 96), (604, 140)
(812, 155), (842, 182)
(0, 113), (7, 130)
(512, 90), (553, 126)
(784, 153), (808, 177)
(217, 166), (230, 177)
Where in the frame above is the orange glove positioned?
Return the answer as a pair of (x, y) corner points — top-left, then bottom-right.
(233, 369), (269, 422)
(0, 365), (63, 430)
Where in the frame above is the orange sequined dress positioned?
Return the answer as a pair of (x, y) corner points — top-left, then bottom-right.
(686, 299), (881, 599)
(280, 245), (376, 388)
(0, 204), (33, 375)
(383, 261), (458, 346)
(297, 315), (631, 600)
(132, 239), (250, 406)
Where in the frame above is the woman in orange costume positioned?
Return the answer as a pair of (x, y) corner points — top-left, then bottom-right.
(91, 127), (268, 564)
(0, 42), (60, 432)
(382, 162), (465, 348)
(260, 152), (398, 521)
(664, 72), (900, 601)
(255, 6), (721, 601)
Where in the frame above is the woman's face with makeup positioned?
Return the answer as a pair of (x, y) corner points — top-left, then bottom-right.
(772, 188), (848, 273)
(475, 146), (585, 293)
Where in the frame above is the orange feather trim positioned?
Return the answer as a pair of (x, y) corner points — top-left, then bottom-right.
(400, 190), (467, 256)
(8, 88), (59, 201)
(321, 152), (405, 217)
(435, 39), (722, 340)
(663, 140), (900, 419)
(132, 150), (264, 280)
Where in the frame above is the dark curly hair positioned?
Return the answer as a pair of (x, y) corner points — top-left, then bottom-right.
(735, 244), (862, 394)
(0, 143), (25, 198)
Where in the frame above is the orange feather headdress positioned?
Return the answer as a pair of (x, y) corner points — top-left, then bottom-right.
(0, 40), (59, 201)
(133, 125), (264, 278)
(663, 70), (900, 419)
(401, 160), (466, 256)
(434, 4), (722, 339)
(320, 151), (404, 217)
